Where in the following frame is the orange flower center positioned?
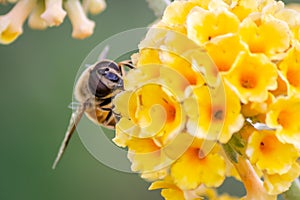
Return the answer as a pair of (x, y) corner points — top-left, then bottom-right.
(240, 73), (257, 89)
(259, 135), (276, 153)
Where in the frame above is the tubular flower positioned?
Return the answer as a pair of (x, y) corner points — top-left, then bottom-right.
(263, 163), (300, 195)
(278, 44), (300, 95)
(239, 12), (291, 56)
(266, 95), (300, 149)
(223, 51), (278, 104)
(112, 0), (300, 199)
(205, 33), (248, 72)
(246, 130), (300, 175)
(0, 0), (106, 44)
(149, 177), (239, 200)
(184, 83), (244, 143)
(187, 6), (240, 45)
(170, 138), (226, 190)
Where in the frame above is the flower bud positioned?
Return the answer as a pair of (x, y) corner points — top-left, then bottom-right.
(64, 0), (95, 39)
(28, 1), (47, 30)
(0, 0), (36, 44)
(41, 0), (66, 26)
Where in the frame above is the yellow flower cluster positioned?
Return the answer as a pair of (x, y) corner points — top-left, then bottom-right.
(113, 0), (300, 199)
(0, 0), (106, 44)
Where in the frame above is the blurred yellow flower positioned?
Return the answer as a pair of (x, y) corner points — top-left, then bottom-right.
(0, 0), (36, 44)
(150, 177), (240, 200)
(0, 0), (106, 44)
(149, 177), (185, 200)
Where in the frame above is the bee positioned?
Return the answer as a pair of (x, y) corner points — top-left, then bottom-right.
(52, 46), (135, 169)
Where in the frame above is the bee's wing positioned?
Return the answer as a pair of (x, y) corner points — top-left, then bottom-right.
(52, 105), (86, 169)
(98, 45), (110, 61)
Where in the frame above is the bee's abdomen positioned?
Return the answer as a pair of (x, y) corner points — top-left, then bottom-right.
(84, 96), (116, 129)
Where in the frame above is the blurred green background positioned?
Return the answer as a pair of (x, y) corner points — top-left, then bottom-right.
(0, 0), (296, 199)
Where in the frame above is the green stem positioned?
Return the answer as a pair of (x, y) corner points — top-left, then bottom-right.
(282, 178), (300, 200)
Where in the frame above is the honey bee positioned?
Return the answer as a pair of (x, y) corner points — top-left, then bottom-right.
(52, 46), (135, 169)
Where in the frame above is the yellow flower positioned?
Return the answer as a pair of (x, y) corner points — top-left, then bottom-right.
(149, 178), (185, 200)
(270, 73), (288, 97)
(162, 1), (198, 27)
(136, 48), (162, 66)
(239, 12), (291, 56)
(246, 130), (299, 175)
(266, 95), (300, 149)
(170, 139), (226, 190)
(241, 92), (274, 118)
(264, 163), (300, 195)
(187, 6), (240, 45)
(205, 33), (248, 72)
(115, 77), (186, 142)
(126, 137), (170, 179)
(112, 0), (300, 199)
(274, 5), (300, 42)
(230, 0), (259, 21)
(159, 51), (205, 86)
(224, 51), (278, 104)
(151, 179), (240, 200)
(184, 83), (244, 143)
(279, 45), (300, 95)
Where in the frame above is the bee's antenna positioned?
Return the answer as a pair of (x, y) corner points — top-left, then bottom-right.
(52, 104), (87, 169)
(98, 45), (110, 61)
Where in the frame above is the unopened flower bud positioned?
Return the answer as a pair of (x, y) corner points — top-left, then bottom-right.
(41, 0), (66, 26)
(83, 0), (106, 15)
(28, 2), (47, 30)
(0, 0), (36, 44)
(64, 0), (95, 39)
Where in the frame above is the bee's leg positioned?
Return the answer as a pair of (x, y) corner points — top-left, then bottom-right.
(118, 60), (135, 69)
(118, 60), (136, 77)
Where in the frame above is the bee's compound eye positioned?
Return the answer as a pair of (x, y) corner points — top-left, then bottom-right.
(105, 72), (119, 82)
(94, 60), (119, 72)
(96, 67), (109, 75)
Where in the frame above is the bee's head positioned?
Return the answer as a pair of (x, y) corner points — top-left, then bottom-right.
(88, 60), (123, 98)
